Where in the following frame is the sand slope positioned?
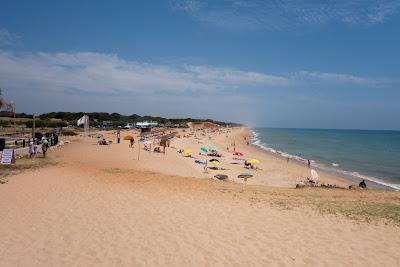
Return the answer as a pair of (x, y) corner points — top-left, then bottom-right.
(0, 131), (399, 266)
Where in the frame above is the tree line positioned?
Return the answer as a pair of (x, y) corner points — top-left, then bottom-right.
(0, 111), (241, 128)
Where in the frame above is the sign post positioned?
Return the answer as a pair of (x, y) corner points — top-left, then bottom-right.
(0, 149), (15, 165)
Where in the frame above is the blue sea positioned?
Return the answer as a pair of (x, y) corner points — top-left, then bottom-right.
(251, 128), (400, 190)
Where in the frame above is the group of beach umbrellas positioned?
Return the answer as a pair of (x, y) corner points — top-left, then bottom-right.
(199, 145), (218, 153)
(180, 144), (260, 183)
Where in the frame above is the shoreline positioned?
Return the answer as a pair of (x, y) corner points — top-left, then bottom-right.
(247, 128), (394, 191)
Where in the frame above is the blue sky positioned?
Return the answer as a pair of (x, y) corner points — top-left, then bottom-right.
(0, 0), (399, 129)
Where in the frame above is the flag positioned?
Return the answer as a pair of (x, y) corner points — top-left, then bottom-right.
(77, 115), (89, 126)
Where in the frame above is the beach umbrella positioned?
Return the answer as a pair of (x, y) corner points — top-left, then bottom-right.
(143, 140), (152, 145)
(247, 159), (260, 164)
(209, 145), (218, 151)
(209, 158), (220, 165)
(237, 173), (253, 179)
(95, 133), (103, 139)
(124, 135), (134, 140)
(238, 173), (253, 182)
(182, 149), (193, 156)
(233, 151), (244, 156)
(214, 174), (228, 180)
(200, 147), (208, 153)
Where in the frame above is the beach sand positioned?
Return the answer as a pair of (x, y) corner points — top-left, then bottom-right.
(0, 127), (399, 266)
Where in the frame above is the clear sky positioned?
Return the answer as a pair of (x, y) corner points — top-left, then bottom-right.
(0, 0), (399, 129)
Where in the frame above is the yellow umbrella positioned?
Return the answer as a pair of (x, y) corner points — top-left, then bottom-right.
(247, 159), (260, 164)
(182, 149), (193, 156)
(209, 159), (221, 165)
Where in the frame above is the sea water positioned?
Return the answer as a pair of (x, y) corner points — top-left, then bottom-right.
(251, 128), (400, 190)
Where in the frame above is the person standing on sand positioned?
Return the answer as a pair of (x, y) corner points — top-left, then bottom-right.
(29, 141), (35, 158)
(130, 138), (134, 148)
(307, 159), (311, 168)
(42, 138), (49, 158)
(34, 141), (38, 156)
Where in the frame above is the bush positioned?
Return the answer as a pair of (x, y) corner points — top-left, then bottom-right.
(25, 120), (68, 128)
(61, 130), (78, 136)
(0, 120), (10, 127)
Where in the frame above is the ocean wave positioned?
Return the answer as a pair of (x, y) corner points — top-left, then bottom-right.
(250, 129), (400, 191)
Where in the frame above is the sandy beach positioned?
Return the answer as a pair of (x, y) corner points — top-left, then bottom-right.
(1, 126), (399, 266)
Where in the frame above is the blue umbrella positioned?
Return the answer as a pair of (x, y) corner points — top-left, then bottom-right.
(201, 147), (208, 153)
(95, 133), (103, 139)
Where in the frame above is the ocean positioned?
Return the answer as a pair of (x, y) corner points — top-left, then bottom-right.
(251, 128), (400, 190)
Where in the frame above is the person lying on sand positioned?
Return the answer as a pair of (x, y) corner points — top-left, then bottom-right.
(98, 139), (109, 145)
(244, 160), (254, 169)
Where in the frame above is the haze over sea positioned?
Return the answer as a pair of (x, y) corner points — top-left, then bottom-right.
(251, 128), (400, 190)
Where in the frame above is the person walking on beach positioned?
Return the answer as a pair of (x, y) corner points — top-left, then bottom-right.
(129, 138), (134, 148)
(42, 138), (49, 158)
(307, 159), (311, 168)
(29, 141), (35, 158)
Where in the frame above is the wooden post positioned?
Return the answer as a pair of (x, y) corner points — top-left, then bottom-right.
(32, 114), (36, 140)
(12, 102), (16, 140)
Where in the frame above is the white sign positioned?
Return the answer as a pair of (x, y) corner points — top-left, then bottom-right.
(0, 149), (14, 165)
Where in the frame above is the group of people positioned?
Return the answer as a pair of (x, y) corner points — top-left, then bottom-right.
(28, 137), (49, 158)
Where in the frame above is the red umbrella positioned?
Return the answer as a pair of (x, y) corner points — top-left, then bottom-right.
(233, 152), (244, 156)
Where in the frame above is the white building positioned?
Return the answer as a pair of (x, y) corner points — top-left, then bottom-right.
(135, 121), (158, 128)
(123, 123), (134, 129)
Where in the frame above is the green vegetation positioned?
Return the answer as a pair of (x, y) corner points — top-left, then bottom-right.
(25, 120), (67, 128)
(273, 189), (400, 225)
(0, 111), (241, 128)
(314, 200), (400, 224)
(0, 120), (10, 127)
(228, 186), (400, 225)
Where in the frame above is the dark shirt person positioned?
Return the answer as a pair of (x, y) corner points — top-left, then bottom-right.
(359, 179), (367, 189)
